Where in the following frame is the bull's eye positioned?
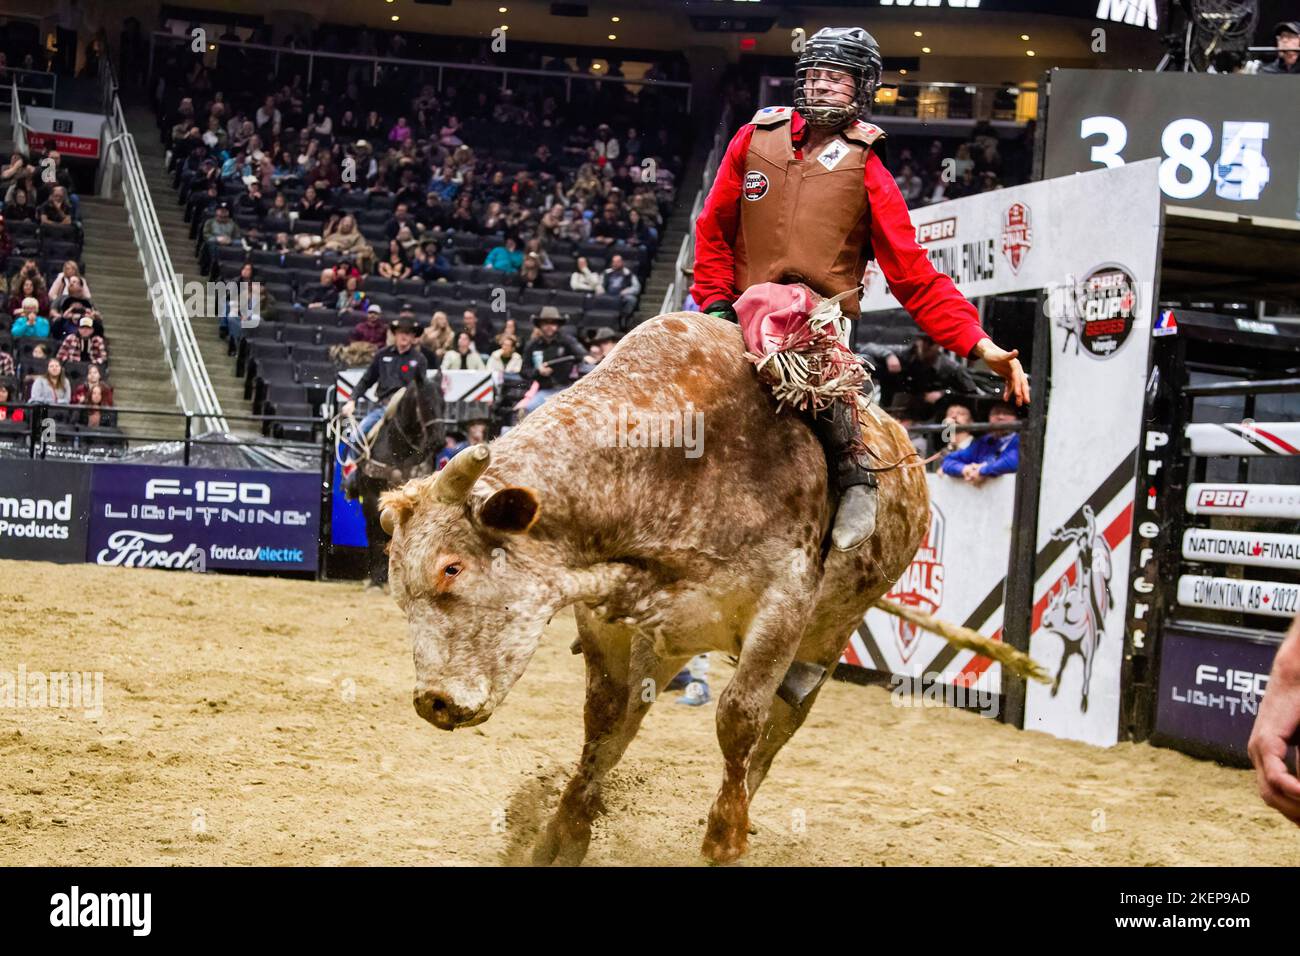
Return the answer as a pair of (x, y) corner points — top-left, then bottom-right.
(444, 564), (461, 577)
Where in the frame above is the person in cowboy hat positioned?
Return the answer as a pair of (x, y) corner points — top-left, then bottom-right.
(579, 326), (621, 376)
(690, 25), (1029, 550)
(520, 305), (588, 414)
(340, 313), (429, 490)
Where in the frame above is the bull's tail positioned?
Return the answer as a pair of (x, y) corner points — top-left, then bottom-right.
(872, 598), (1050, 684)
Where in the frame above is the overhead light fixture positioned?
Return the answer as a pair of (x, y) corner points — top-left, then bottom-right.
(391, 14), (400, 20)
(913, 31), (922, 37)
(1020, 34), (1030, 41)
(921, 46), (931, 53)
(1026, 50), (1035, 56)
(500, 24), (509, 30)
(608, 33), (617, 40)
(899, 68), (908, 75)
(499, 6), (508, 11)
(611, 16), (620, 22)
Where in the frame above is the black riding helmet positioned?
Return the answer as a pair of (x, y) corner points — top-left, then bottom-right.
(794, 27), (883, 130)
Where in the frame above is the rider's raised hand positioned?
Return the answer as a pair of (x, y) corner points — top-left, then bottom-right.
(973, 339), (1030, 406)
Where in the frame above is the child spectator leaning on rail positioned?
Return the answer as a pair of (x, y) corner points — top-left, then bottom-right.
(939, 402), (1020, 485)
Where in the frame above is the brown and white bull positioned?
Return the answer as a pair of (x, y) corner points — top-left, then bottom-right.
(380, 312), (929, 864)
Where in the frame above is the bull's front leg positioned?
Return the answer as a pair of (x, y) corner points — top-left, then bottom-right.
(703, 591), (811, 864)
(534, 616), (688, 866)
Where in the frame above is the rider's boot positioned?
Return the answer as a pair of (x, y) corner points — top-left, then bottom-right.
(811, 398), (878, 552)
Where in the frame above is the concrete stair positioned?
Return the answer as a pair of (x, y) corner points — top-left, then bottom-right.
(122, 102), (258, 432)
(78, 195), (185, 442)
(634, 142), (711, 324)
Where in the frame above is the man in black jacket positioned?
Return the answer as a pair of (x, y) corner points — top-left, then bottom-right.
(865, 333), (980, 413)
(341, 316), (428, 484)
(520, 306), (587, 415)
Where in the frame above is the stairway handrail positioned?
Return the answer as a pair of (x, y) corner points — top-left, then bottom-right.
(671, 101), (732, 311)
(99, 56), (228, 433)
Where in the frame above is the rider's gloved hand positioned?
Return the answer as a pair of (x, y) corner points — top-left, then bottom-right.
(703, 299), (738, 323)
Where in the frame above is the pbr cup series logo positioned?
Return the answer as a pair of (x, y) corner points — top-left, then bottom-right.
(885, 506), (945, 663)
(1058, 263), (1139, 360)
(1000, 202), (1032, 274)
(742, 170), (769, 201)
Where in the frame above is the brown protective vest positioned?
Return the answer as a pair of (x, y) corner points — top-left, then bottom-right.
(735, 106), (885, 319)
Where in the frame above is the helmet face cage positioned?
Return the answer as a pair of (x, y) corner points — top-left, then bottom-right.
(794, 61), (876, 128)
(793, 28), (883, 130)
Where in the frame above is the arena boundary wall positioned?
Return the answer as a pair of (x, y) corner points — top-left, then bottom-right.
(852, 159), (1164, 747)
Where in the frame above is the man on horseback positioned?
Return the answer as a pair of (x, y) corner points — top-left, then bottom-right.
(691, 26), (1029, 551)
(341, 315), (429, 495)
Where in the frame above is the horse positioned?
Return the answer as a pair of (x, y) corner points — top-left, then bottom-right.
(350, 374), (447, 589)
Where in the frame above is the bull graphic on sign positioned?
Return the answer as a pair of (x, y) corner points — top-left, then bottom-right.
(1048, 271), (1084, 355)
(1040, 505), (1113, 712)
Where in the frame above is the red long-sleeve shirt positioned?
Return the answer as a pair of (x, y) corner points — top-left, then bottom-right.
(691, 111), (988, 358)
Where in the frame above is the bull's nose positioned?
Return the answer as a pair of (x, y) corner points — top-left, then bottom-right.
(413, 688), (478, 730)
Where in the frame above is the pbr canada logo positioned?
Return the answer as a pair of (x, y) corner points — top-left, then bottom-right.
(884, 505), (945, 663)
(1059, 263), (1138, 360)
(742, 170), (769, 201)
(1000, 202), (1032, 274)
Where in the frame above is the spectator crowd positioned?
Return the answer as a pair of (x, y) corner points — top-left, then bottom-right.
(151, 25), (689, 437)
(1, 149), (118, 438)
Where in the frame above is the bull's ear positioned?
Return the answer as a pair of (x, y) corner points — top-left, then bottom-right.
(477, 486), (541, 534)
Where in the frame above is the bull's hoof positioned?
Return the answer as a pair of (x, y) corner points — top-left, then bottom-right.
(532, 814), (592, 867)
(701, 806), (749, 864)
(701, 830), (748, 865)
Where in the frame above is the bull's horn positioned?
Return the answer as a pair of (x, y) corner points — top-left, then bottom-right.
(435, 444), (491, 504)
(380, 507), (397, 535)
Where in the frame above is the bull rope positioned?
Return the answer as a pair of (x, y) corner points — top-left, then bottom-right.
(872, 598), (1050, 683)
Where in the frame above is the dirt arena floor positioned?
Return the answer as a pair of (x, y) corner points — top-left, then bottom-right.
(0, 559), (1293, 866)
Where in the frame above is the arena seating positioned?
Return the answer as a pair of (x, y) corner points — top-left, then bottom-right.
(151, 36), (686, 430)
(1, 210), (126, 450)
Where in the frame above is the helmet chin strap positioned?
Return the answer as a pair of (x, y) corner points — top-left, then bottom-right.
(801, 104), (858, 130)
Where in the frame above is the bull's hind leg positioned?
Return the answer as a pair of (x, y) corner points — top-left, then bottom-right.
(533, 613), (688, 866)
(746, 645), (850, 802)
(704, 593), (811, 864)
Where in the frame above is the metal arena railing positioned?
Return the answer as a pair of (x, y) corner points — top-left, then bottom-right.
(8, 76), (31, 155)
(761, 76), (1038, 125)
(96, 56), (228, 434)
(1, 402), (326, 466)
(0, 66), (57, 110)
(668, 101), (733, 312)
(147, 31), (693, 108)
